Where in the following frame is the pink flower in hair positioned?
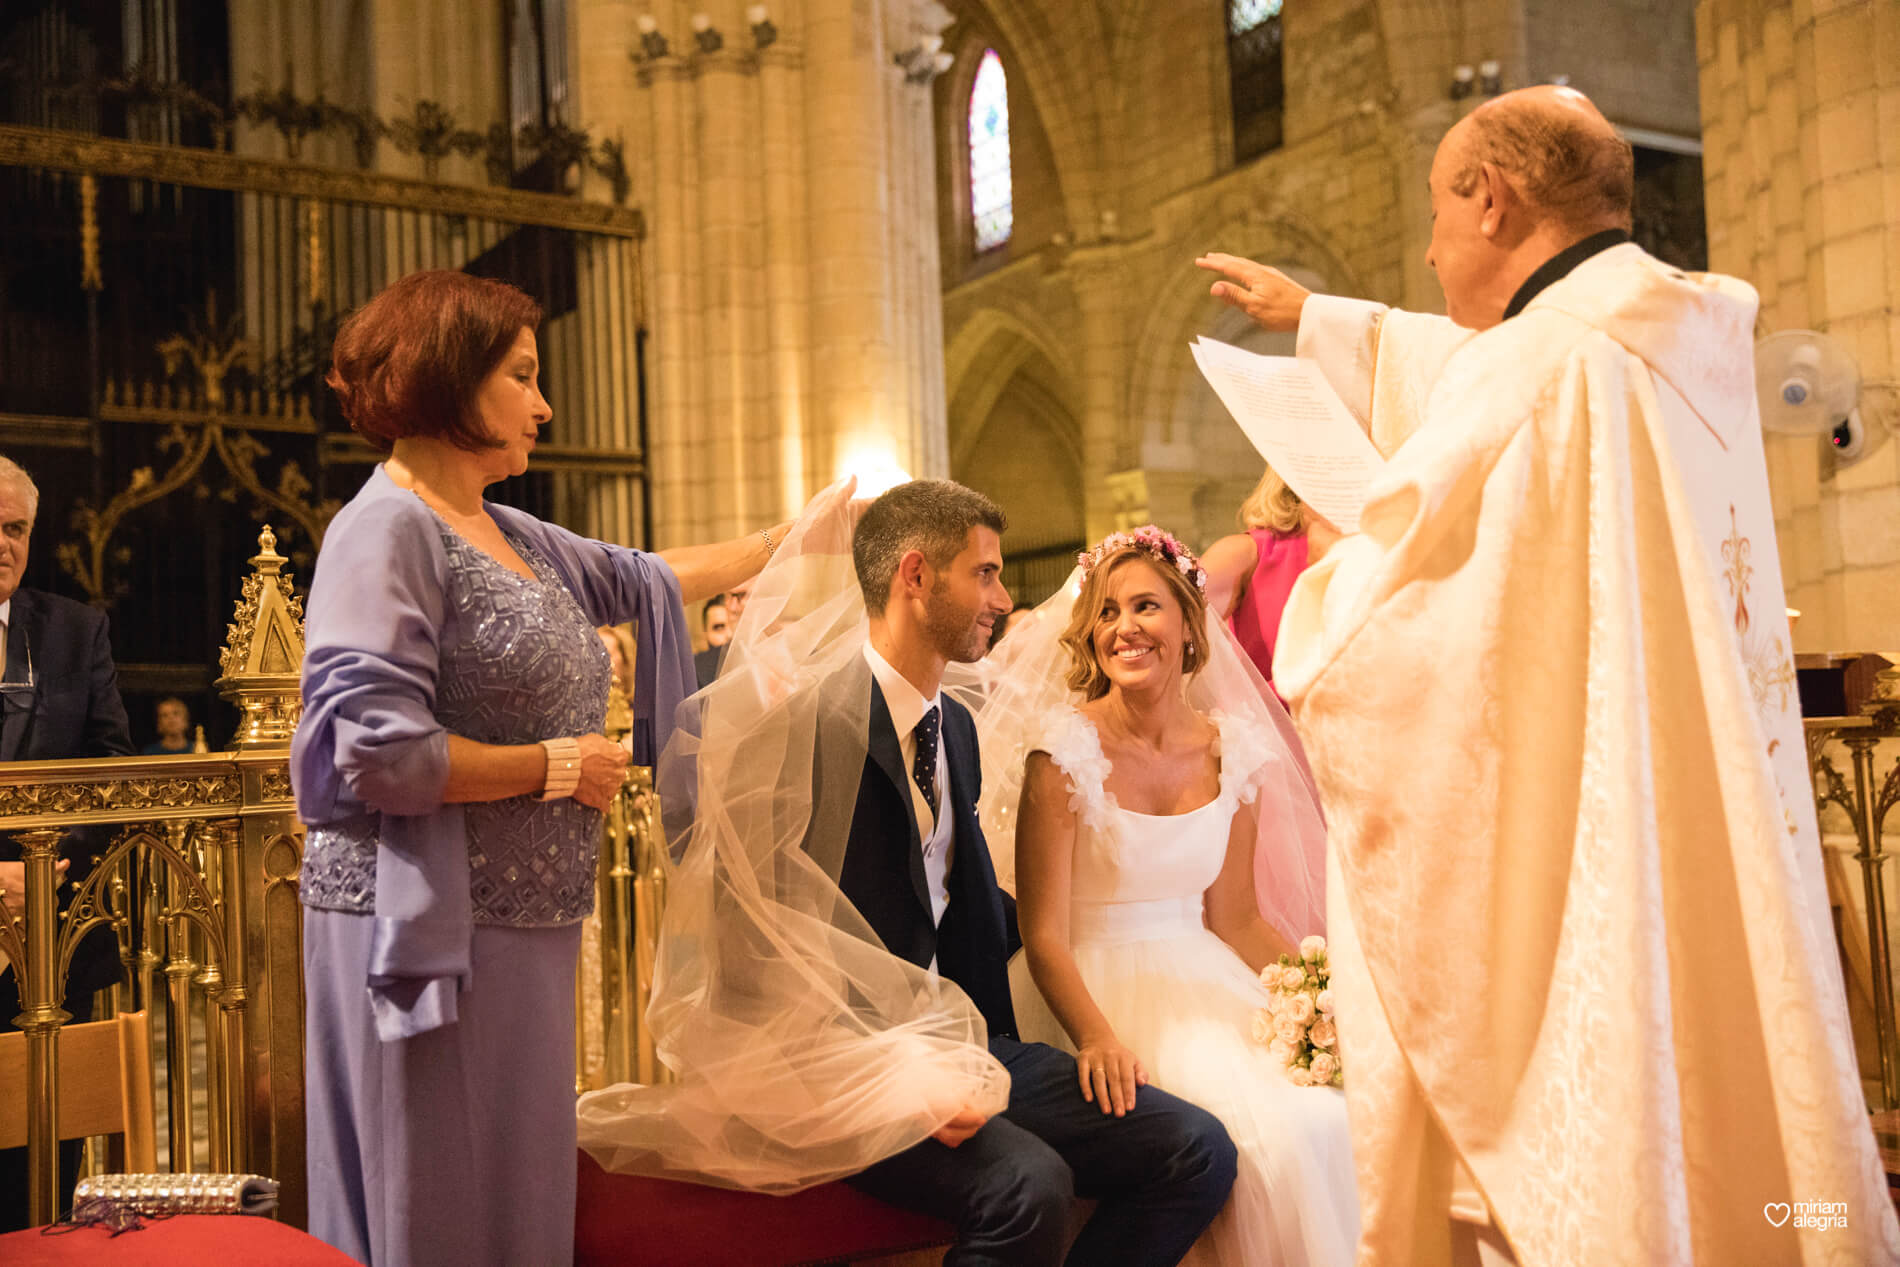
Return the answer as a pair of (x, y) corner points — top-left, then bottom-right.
(1078, 524), (1208, 595)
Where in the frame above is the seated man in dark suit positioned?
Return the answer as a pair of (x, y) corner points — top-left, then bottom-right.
(0, 456), (134, 1229)
(831, 480), (1235, 1265)
(692, 593), (732, 689)
(693, 584), (746, 690)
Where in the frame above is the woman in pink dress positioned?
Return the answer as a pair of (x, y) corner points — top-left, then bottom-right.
(1200, 466), (1339, 695)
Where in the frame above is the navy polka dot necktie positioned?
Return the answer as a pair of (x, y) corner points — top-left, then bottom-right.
(912, 706), (940, 821)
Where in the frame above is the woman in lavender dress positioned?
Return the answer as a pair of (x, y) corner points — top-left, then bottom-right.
(292, 270), (790, 1266)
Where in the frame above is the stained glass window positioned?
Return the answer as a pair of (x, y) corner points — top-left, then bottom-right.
(1229, 0), (1283, 36)
(969, 50), (1013, 253)
(1228, 0), (1284, 161)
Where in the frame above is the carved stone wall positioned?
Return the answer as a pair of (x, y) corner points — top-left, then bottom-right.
(933, 0), (1705, 559)
(1697, 0), (1900, 651)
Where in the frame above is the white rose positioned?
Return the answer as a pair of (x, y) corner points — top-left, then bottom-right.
(1300, 935), (1327, 963)
(1286, 1065), (1314, 1087)
(1274, 1014), (1303, 1044)
(1252, 1010), (1275, 1044)
(1309, 1051), (1339, 1084)
(1315, 988), (1335, 1015)
(1280, 966), (1306, 991)
(1287, 993), (1317, 1026)
(1268, 1037), (1294, 1065)
(1309, 1018), (1338, 1049)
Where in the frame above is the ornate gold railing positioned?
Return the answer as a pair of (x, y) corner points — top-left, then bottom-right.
(580, 759), (672, 1092)
(0, 527), (307, 1227)
(0, 755), (307, 1224)
(1805, 653), (1900, 1111)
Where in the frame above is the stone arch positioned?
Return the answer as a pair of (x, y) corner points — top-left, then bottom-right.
(1115, 212), (1357, 548)
(946, 305), (1076, 448)
(945, 306), (1086, 563)
(1124, 209), (1363, 455)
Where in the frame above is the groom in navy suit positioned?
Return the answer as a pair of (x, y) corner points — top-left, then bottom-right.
(831, 480), (1235, 1265)
(0, 457), (134, 1229)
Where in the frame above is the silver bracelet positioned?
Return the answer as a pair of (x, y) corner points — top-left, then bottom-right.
(759, 527), (777, 558)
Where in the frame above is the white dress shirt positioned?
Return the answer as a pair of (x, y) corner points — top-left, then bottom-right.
(0, 596), (11, 680)
(862, 642), (954, 933)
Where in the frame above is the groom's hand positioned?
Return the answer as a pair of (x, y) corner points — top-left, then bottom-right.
(930, 1105), (989, 1149)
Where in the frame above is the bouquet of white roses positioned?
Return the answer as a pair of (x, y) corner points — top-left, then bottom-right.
(1252, 935), (1342, 1087)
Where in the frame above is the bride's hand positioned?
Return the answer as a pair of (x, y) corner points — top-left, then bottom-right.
(1075, 1035), (1148, 1117)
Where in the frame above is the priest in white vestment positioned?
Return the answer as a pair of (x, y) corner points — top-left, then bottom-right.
(1199, 86), (1898, 1267)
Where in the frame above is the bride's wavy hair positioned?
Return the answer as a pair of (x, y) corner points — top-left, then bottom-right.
(1059, 547), (1210, 701)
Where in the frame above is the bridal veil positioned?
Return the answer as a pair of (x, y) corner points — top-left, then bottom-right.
(577, 479), (1010, 1192)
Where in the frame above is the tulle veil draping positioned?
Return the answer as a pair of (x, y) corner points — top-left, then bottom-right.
(577, 479), (1010, 1193)
(577, 487), (1325, 1192)
(942, 565), (1328, 948)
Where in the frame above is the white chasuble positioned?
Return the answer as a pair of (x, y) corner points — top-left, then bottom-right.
(1276, 244), (1898, 1267)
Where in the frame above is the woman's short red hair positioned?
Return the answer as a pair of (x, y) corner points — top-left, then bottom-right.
(325, 270), (543, 453)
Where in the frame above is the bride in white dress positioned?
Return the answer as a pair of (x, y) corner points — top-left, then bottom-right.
(954, 528), (1360, 1266)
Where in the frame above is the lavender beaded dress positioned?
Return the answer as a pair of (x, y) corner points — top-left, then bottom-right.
(301, 514), (613, 1267)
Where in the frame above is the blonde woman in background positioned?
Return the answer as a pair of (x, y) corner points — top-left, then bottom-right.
(1200, 467), (1339, 698)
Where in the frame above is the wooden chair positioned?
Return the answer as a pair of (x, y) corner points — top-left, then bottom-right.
(0, 1009), (157, 1173)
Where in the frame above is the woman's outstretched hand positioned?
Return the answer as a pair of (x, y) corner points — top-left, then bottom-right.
(1075, 1035), (1148, 1117)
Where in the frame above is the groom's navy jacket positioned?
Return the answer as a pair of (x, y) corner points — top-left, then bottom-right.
(818, 655), (1018, 1042)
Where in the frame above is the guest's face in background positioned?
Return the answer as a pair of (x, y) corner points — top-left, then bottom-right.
(0, 481), (30, 606)
(703, 602), (732, 647)
(1091, 558), (1189, 696)
(472, 327), (552, 480)
(921, 525), (1011, 664)
(156, 698), (189, 741)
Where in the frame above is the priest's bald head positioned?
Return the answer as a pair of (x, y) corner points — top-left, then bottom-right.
(1427, 85), (1634, 330)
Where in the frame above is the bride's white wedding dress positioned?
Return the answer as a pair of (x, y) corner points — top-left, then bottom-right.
(1009, 705), (1361, 1267)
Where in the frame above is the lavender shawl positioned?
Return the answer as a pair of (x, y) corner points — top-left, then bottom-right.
(291, 465), (692, 1040)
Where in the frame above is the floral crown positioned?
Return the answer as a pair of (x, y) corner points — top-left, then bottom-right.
(1077, 525), (1208, 595)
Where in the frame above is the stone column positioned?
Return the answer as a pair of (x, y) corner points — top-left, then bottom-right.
(1072, 254), (1133, 542)
(587, 0), (955, 541)
(695, 30), (770, 538)
(803, 0), (897, 486)
(640, 48), (705, 546)
(883, 5), (953, 481)
(758, 37), (815, 509)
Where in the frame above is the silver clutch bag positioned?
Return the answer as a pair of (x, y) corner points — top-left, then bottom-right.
(71, 1172), (280, 1219)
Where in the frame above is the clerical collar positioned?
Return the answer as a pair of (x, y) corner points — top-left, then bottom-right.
(1504, 228), (1631, 320)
